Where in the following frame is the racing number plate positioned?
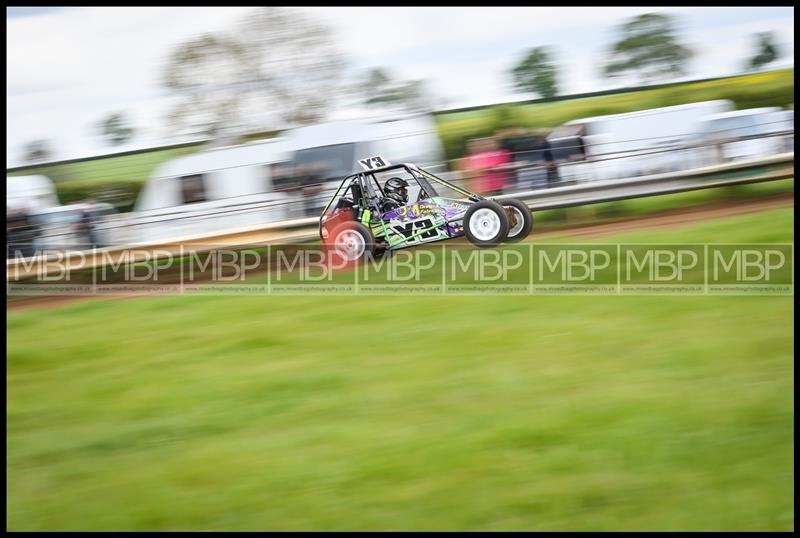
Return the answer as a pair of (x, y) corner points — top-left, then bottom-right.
(358, 155), (391, 170)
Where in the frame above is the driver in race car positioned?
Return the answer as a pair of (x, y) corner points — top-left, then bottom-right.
(380, 177), (409, 212)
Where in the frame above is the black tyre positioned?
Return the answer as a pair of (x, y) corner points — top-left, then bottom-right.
(328, 221), (377, 262)
(500, 199), (533, 243)
(463, 200), (509, 248)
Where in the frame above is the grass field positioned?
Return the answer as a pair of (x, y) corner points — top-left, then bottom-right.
(532, 178), (794, 229)
(6, 207), (794, 531)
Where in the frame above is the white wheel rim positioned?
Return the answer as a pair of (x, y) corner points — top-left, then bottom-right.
(469, 208), (502, 241)
(335, 230), (365, 260)
(507, 206), (525, 237)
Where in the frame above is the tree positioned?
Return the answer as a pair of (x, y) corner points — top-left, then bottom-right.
(748, 32), (779, 71)
(358, 68), (435, 113)
(361, 68), (401, 107)
(603, 13), (693, 83)
(162, 8), (346, 140)
(510, 46), (559, 99)
(99, 112), (135, 146)
(23, 139), (54, 163)
(399, 79), (435, 112)
(235, 7), (346, 126)
(162, 33), (250, 140)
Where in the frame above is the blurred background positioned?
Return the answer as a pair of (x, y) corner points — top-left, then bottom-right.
(5, 6), (795, 250)
(6, 6), (794, 531)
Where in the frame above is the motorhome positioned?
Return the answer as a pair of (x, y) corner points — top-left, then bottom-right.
(547, 100), (735, 182)
(127, 138), (296, 244)
(688, 107), (793, 167)
(126, 113), (446, 244)
(7, 175), (60, 213)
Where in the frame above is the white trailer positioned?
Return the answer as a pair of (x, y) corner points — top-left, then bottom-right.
(688, 107), (793, 167)
(127, 139), (295, 244)
(6, 175), (60, 212)
(283, 113), (445, 173)
(548, 100), (735, 182)
(125, 113), (446, 244)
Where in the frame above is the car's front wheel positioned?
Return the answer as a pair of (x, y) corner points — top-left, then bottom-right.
(463, 200), (509, 248)
(328, 221), (376, 262)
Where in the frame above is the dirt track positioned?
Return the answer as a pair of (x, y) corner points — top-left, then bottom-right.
(7, 193), (793, 312)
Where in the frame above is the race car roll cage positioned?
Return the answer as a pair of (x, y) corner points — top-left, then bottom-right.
(320, 162), (485, 230)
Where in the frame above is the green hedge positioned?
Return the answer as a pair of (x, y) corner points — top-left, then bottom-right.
(7, 144), (202, 185)
(55, 179), (144, 213)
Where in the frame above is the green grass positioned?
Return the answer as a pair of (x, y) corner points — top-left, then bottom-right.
(7, 145), (202, 185)
(7, 207), (794, 531)
(533, 178), (794, 229)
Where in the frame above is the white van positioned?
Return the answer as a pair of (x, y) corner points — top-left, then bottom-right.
(548, 100), (735, 182)
(128, 138), (295, 244)
(7, 175), (60, 213)
(29, 202), (118, 251)
(689, 107), (790, 167)
(773, 109), (794, 153)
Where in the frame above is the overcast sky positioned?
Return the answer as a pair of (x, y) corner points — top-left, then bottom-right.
(6, 6), (794, 166)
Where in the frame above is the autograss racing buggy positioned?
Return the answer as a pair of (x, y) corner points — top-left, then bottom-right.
(319, 159), (533, 261)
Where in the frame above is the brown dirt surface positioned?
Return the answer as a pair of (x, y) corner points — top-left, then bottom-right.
(7, 194), (793, 313)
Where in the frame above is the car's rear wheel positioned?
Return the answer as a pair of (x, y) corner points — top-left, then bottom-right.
(329, 221), (376, 262)
(501, 199), (533, 243)
(463, 200), (509, 248)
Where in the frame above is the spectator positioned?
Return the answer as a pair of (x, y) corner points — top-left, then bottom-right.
(497, 128), (558, 190)
(459, 139), (482, 193)
(462, 137), (511, 196)
(498, 128), (530, 163)
(529, 129), (559, 188)
(497, 128), (529, 190)
(77, 199), (100, 249)
(573, 124), (588, 161)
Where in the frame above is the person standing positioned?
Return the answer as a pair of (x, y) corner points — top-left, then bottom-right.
(498, 128), (557, 191)
(497, 128), (530, 190)
(529, 129), (559, 188)
(77, 200), (100, 249)
(462, 137), (511, 196)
